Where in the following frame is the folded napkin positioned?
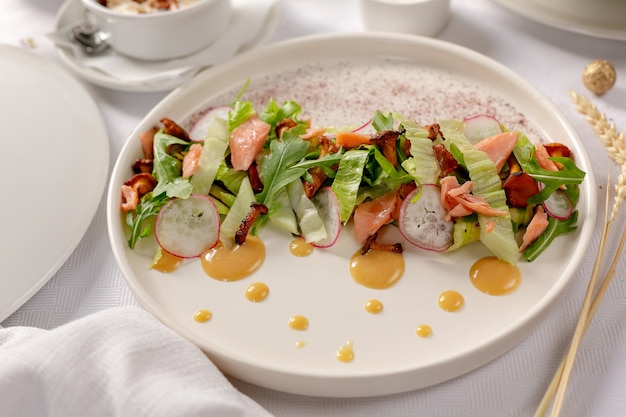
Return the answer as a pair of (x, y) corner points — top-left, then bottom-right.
(0, 307), (274, 417)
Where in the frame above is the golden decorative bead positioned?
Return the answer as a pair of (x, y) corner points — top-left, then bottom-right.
(582, 60), (617, 95)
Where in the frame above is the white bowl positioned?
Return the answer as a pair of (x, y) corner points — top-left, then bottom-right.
(359, 0), (450, 37)
(81, 0), (232, 61)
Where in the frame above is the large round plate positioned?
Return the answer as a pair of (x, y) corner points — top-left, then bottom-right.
(0, 45), (109, 322)
(107, 33), (596, 397)
(492, 0), (626, 41)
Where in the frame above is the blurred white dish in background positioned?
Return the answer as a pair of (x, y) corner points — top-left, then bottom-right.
(491, 0), (626, 41)
(53, 0), (278, 92)
(358, 0), (450, 37)
(0, 45), (109, 322)
(81, 0), (232, 61)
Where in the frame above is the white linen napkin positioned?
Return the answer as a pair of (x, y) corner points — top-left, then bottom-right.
(0, 306), (274, 417)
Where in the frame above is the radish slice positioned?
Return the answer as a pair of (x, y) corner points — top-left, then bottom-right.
(463, 114), (503, 144)
(352, 118), (373, 134)
(541, 186), (573, 220)
(155, 194), (220, 258)
(310, 186), (341, 248)
(189, 106), (231, 142)
(398, 184), (454, 252)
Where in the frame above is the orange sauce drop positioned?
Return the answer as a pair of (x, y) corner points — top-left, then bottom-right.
(336, 340), (355, 363)
(289, 237), (314, 257)
(438, 290), (464, 312)
(295, 341), (306, 349)
(349, 249), (404, 289)
(201, 236), (265, 281)
(193, 309), (213, 323)
(469, 256), (522, 295)
(415, 324), (432, 338)
(151, 250), (184, 273)
(245, 282), (269, 302)
(288, 315), (309, 331)
(364, 299), (384, 314)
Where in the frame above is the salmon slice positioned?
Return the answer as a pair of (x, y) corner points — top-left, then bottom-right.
(440, 176), (475, 219)
(535, 143), (559, 171)
(474, 131), (518, 172)
(452, 193), (508, 217)
(519, 206), (549, 252)
(335, 131), (371, 148)
(182, 143), (203, 178)
(353, 190), (398, 244)
(300, 127), (327, 140)
(229, 115), (271, 171)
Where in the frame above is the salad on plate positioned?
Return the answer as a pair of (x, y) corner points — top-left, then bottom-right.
(119, 95), (586, 281)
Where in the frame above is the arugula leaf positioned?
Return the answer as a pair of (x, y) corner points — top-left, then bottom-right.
(126, 192), (169, 249)
(260, 98), (303, 127)
(513, 132), (586, 204)
(151, 130), (192, 199)
(287, 151), (344, 178)
(522, 211), (578, 262)
(257, 126), (310, 213)
(228, 101), (256, 131)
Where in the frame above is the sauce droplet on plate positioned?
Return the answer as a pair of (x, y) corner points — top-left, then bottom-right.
(336, 340), (355, 363)
(151, 250), (183, 273)
(245, 282), (269, 302)
(193, 309), (213, 323)
(350, 249), (404, 289)
(289, 236), (314, 257)
(288, 315), (309, 331)
(364, 299), (384, 314)
(201, 236), (265, 281)
(438, 290), (464, 312)
(469, 256), (522, 295)
(415, 324), (432, 338)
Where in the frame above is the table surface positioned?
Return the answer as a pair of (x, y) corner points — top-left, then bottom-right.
(2, 0), (626, 416)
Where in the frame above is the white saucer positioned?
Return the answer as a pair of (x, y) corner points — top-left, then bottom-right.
(53, 0), (279, 93)
(492, 0), (626, 41)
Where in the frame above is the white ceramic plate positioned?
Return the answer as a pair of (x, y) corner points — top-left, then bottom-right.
(492, 0), (626, 41)
(0, 45), (109, 322)
(53, 0), (278, 93)
(107, 33), (596, 397)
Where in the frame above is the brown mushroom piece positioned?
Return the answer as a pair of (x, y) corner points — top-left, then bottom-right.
(361, 232), (403, 255)
(370, 130), (400, 167)
(502, 155), (539, 207)
(504, 172), (540, 207)
(433, 143), (459, 177)
(235, 202), (269, 245)
(120, 172), (158, 211)
(303, 136), (340, 198)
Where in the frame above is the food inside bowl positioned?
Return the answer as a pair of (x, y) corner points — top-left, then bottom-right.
(96, 0), (198, 13)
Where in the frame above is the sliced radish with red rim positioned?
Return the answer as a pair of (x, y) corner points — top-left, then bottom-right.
(155, 194), (220, 258)
(539, 183), (574, 220)
(463, 114), (503, 144)
(398, 184), (454, 252)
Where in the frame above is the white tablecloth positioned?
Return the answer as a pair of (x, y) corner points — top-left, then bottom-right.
(2, 0), (626, 416)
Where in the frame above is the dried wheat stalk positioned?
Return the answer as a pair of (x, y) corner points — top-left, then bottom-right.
(535, 92), (626, 417)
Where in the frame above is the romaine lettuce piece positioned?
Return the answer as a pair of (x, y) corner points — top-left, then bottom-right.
(440, 119), (519, 264)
